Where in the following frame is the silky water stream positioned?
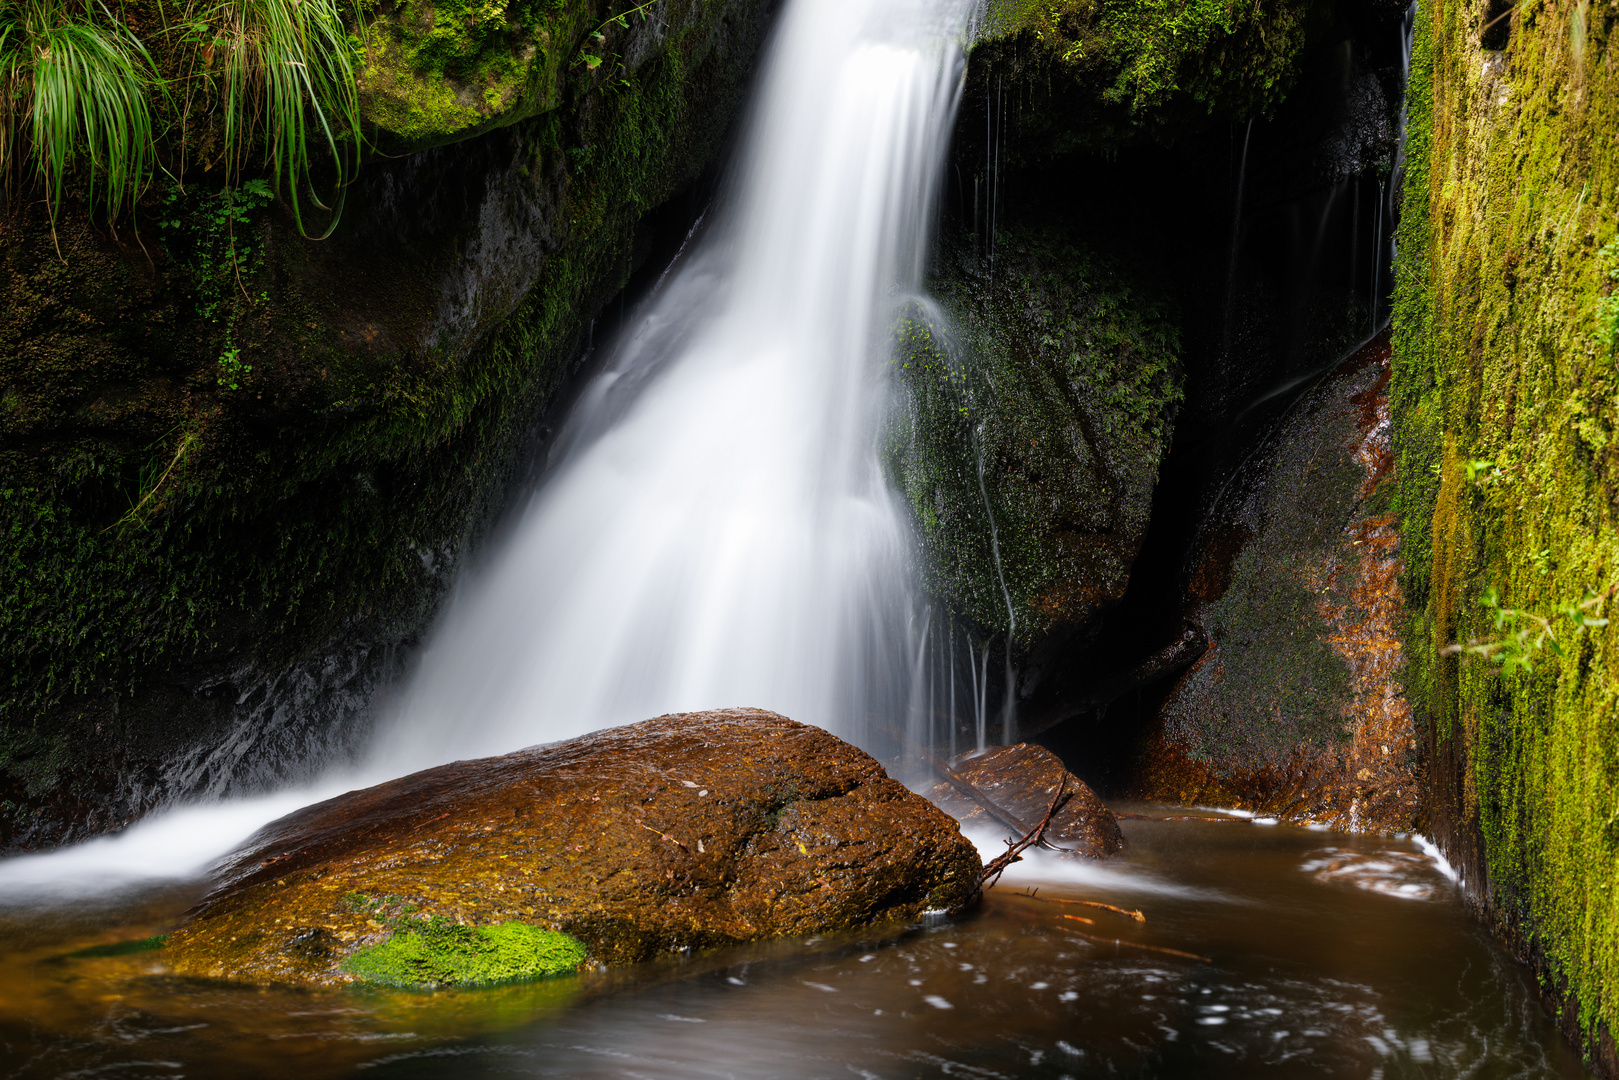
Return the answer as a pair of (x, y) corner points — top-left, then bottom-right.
(0, 0), (1596, 1075)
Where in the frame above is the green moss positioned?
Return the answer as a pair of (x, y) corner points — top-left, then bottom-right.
(1390, 0), (1619, 1050)
(343, 917), (587, 988)
(63, 935), (169, 959)
(975, 0), (1313, 149)
(887, 221), (1181, 645)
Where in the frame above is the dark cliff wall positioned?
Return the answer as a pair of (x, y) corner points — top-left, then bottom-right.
(0, 0), (774, 849)
(1391, 0), (1619, 1064)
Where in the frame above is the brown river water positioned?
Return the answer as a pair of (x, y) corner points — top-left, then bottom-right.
(0, 807), (1591, 1079)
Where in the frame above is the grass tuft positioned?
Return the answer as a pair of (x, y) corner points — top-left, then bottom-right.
(177, 0), (364, 238)
(0, 0), (163, 234)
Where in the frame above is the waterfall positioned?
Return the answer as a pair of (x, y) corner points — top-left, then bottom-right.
(0, 0), (975, 894)
(376, 0), (974, 772)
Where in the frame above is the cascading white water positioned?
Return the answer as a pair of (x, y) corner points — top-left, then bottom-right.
(375, 0), (975, 772)
(0, 0), (975, 891)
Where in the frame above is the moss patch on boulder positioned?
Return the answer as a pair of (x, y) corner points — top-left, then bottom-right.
(340, 907), (587, 988)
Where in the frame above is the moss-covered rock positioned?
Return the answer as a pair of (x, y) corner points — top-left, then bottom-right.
(0, 0), (772, 849)
(1132, 335), (1422, 830)
(1389, 0), (1619, 1060)
(356, 0), (696, 148)
(969, 0), (1316, 156)
(164, 709), (982, 985)
(887, 223), (1181, 655)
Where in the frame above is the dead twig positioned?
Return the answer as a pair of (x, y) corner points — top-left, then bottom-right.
(1064, 928), (1212, 963)
(1116, 812), (1250, 823)
(634, 820), (689, 851)
(1019, 893), (1146, 923)
(980, 780), (1072, 890)
(1060, 913), (1096, 926)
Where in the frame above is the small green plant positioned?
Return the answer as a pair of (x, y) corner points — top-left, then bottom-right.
(0, 0), (164, 239)
(158, 177), (275, 385)
(342, 916), (586, 988)
(574, 0), (658, 69)
(1465, 458), (1505, 484)
(105, 428), (199, 532)
(1444, 586), (1611, 674)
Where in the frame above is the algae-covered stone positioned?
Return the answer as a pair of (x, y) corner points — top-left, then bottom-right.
(887, 223), (1181, 651)
(165, 709), (982, 986)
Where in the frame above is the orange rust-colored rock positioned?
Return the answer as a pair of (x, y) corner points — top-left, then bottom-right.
(165, 709), (982, 985)
(1132, 333), (1422, 831)
(926, 743), (1124, 857)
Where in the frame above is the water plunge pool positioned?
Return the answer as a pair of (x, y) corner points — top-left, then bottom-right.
(0, 808), (1587, 1078)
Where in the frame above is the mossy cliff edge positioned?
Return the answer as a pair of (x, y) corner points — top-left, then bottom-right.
(1390, 0), (1619, 1064)
(0, 0), (773, 849)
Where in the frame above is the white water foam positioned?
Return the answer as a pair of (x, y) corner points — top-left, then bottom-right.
(0, 0), (975, 895)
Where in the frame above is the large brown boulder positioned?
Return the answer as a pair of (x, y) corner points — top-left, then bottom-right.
(166, 709), (981, 985)
(926, 743), (1125, 858)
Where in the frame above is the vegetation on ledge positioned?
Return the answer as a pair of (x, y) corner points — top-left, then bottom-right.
(973, 0), (1315, 150)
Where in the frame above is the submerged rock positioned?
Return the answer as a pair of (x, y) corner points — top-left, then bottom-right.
(166, 709), (981, 986)
(926, 743), (1124, 858)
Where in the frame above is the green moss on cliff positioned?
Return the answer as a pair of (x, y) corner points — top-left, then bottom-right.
(1391, 0), (1619, 1051)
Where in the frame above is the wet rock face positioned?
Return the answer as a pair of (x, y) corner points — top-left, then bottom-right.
(926, 743), (1124, 858)
(165, 709), (982, 985)
(888, 223), (1182, 660)
(1131, 333), (1422, 831)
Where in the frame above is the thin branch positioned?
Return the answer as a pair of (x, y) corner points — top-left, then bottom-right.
(980, 779), (1072, 890)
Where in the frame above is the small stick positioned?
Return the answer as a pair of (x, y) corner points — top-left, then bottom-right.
(1064, 928), (1211, 963)
(980, 780), (1072, 889)
(1060, 913), (1096, 926)
(635, 821), (689, 851)
(1116, 812), (1250, 823)
(1023, 895), (1146, 923)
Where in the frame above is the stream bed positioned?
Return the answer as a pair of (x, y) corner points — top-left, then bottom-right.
(0, 808), (1589, 1079)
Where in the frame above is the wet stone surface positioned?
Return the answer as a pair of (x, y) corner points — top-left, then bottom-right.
(165, 709), (982, 985)
(926, 743), (1125, 858)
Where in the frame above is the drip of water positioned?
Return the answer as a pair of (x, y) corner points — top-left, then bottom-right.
(1221, 117), (1255, 351)
(0, 0), (976, 895)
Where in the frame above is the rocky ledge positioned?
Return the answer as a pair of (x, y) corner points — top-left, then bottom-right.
(165, 709), (982, 986)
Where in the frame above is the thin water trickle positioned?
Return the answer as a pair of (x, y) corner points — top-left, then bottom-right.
(1221, 117), (1254, 352)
